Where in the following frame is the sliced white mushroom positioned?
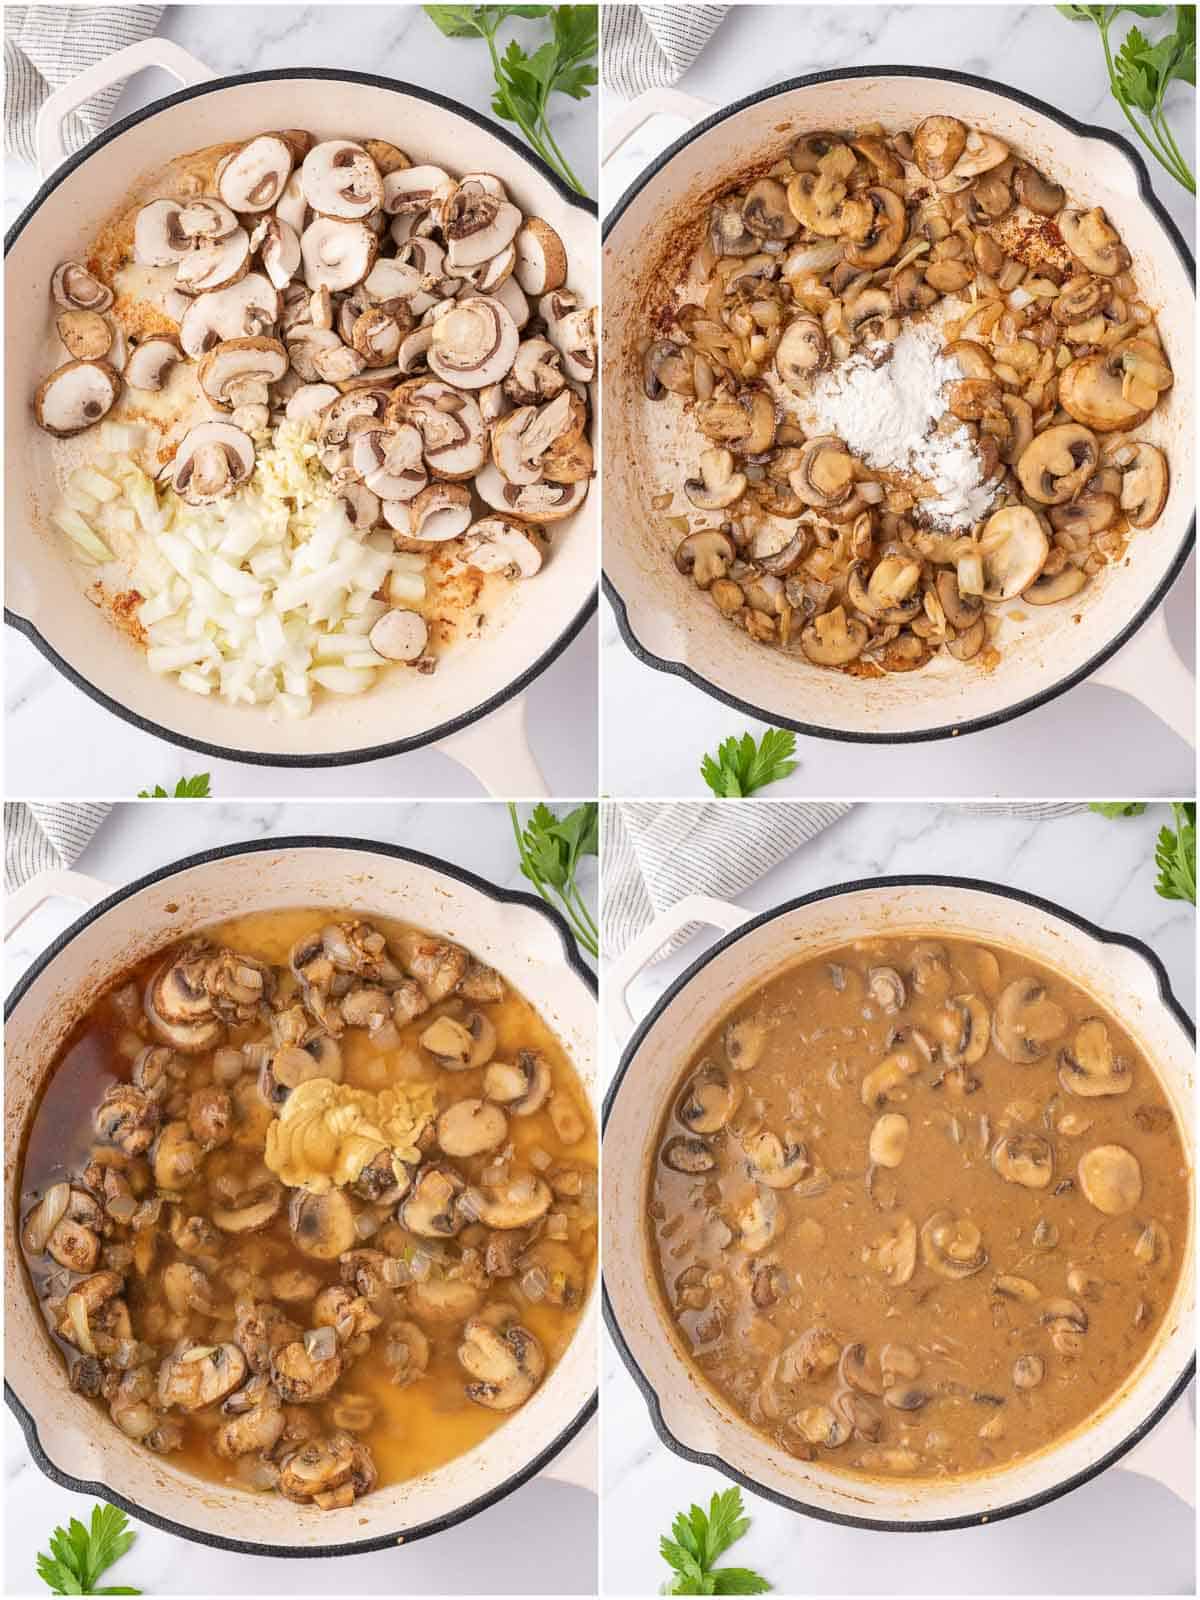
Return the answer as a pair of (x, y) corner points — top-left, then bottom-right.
(428, 294), (519, 389)
(34, 361), (121, 437)
(458, 243), (516, 294)
(286, 325), (343, 381)
(301, 139), (383, 220)
(351, 308), (402, 366)
(978, 506), (1049, 602)
(133, 199), (191, 266)
(457, 515), (544, 577)
(491, 391), (577, 485)
(178, 197), (239, 243)
(398, 380), (488, 478)
(383, 164), (453, 216)
(198, 336), (289, 410)
(285, 381), (339, 423)
(444, 178), (522, 269)
(175, 228), (251, 294)
(513, 217), (568, 297)
(300, 217), (377, 292)
(409, 481), (472, 540)
(492, 272), (530, 330)
(504, 337), (565, 405)
(368, 608), (428, 661)
(56, 310), (113, 362)
(179, 274), (279, 359)
(251, 216), (301, 290)
(219, 134), (294, 213)
(475, 462), (587, 523)
(540, 290), (596, 383)
(51, 261), (113, 312)
(125, 335), (184, 392)
(171, 421), (256, 505)
(354, 423), (427, 502)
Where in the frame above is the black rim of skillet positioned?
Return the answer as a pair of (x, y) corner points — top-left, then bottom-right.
(601, 872), (1197, 1532)
(601, 65), (1197, 746)
(5, 835), (599, 1558)
(4, 68), (598, 769)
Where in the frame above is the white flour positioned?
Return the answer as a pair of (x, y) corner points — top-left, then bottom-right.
(802, 323), (996, 529)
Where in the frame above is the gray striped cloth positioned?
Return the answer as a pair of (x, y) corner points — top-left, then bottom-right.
(601, 3), (729, 99)
(4, 5), (162, 167)
(5, 803), (110, 893)
(604, 802), (1089, 960)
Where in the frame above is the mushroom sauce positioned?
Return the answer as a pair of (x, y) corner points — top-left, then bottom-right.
(644, 118), (1173, 675)
(648, 935), (1187, 1479)
(19, 909), (596, 1509)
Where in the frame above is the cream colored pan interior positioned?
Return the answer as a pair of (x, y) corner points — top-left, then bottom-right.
(603, 72), (1194, 740)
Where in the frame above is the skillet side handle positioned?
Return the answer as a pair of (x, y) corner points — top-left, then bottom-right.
(601, 88), (717, 165)
(36, 39), (215, 177)
(4, 869), (113, 940)
(1119, 1384), (1196, 1507)
(1090, 609), (1195, 750)
(437, 695), (549, 799)
(605, 894), (750, 1048)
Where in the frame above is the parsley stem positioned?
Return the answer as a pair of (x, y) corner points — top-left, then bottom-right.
(538, 116), (585, 194)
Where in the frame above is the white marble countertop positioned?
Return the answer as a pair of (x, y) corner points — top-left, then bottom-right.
(600, 2), (1196, 798)
(602, 801), (1195, 1596)
(4, 3), (598, 800)
(4, 801), (597, 1597)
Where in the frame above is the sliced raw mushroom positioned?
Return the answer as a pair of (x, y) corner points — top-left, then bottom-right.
(504, 337), (566, 405)
(1059, 1017), (1133, 1097)
(220, 134), (294, 212)
(125, 336), (183, 391)
(437, 1098), (508, 1158)
(175, 228), (251, 294)
(474, 462), (587, 522)
(444, 178), (522, 269)
(179, 275), (279, 359)
(133, 200), (191, 266)
(254, 216), (302, 290)
(540, 291), (596, 383)
(368, 609), (428, 662)
(993, 977), (1068, 1063)
(428, 295), (519, 388)
(301, 217), (377, 292)
(172, 421), (256, 505)
(513, 217), (568, 296)
(198, 336), (289, 410)
(56, 310), (113, 361)
(1078, 1144), (1142, 1215)
(301, 139), (383, 220)
(34, 361), (120, 437)
(459, 1318), (544, 1410)
(51, 261), (114, 312)
(408, 481), (472, 539)
(457, 515), (544, 577)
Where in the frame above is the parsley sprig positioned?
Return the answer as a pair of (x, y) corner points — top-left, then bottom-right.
(137, 773), (211, 798)
(660, 1486), (770, 1595)
(1088, 800), (1196, 903)
(36, 1504), (141, 1596)
(700, 729), (798, 798)
(424, 6), (597, 195)
(509, 801), (599, 955)
(1058, 5), (1195, 192)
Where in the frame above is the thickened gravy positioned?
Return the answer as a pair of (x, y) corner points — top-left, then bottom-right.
(20, 908), (595, 1508)
(649, 935), (1188, 1479)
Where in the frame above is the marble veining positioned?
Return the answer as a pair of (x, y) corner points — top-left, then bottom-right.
(603, 801), (1195, 1596)
(601, 2), (1196, 799)
(5, 4), (598, 799)
(5, 801), (597, 1596)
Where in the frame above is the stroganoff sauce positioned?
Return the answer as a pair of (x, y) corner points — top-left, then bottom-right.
(20, 908), (596, 1502)
(648, 934), (1187, 1479)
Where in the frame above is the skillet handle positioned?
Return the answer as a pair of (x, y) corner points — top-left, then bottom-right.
(601, 87), (716, 165)
(4, 869), (113, 940)
(437, 694), (549, 799)
(1120, 1383), (1196, 1507)
(36, 38), (215, 177)
(605, 894), (750, 1048)
(1090, 608), (1195, 750)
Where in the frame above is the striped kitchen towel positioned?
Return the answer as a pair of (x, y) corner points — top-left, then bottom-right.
(5, 802), (111, 893)
(5, 5), (162, 167)
(603, 802), (1089, 961)
(602, 3), (729, 100)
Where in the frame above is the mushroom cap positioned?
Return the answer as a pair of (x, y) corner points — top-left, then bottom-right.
(219, 134), (294, 213)
(1078, 1144), (1143, 1215)
(300, 217), (378, 293)
(428, 295), (520, 389)
(382, 163), (453, 216)
(51, 261), (113, 312)
(1016, 424), (1099, 506)
(171, 420), (256, 506)
(1059, 350), (1153, 433)
(301, 139), (384, 220)
(1118, 442), (1169, 528)
(368, 608), (428, 662)
(33, 360), (121, 438)
(197, 335), (289, 409)
(912, 115), (967, 180)
(977, 506), (1049, 602)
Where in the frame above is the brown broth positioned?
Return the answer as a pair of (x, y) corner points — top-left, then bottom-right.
(648, 934), (1188, 1480)
(20, 908), (596, 1501)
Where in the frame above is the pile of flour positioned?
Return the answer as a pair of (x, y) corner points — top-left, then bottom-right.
(802, 323), (996, 529)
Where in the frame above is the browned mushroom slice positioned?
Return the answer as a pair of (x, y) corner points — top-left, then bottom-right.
(1023, 568), (1089, 606)
(993, 976), (1068, 1063)
(1078, 1144), (1142, 1215)
(674, 528), (734, 590)
(1115, 442), (1169, 528)
(912, 116), (967, 180)
(1059, 1017), (1133, 1097)
(977, 507), (1048, 602)
(948, 128), (1009, 180)
(800, 606), (868, 667)
(775, 316), (828, 389)
(437, 1098), (508, 1158)
(33, 361), (121, 437)
(459, 1318), (545, 1410)
(1014, 164), (1065, 216)
(992, 1131), (1054, 1189)
(289, 1188), (357, 1260)
(402, 1164), (466, 1238)
(157, 1340), (247, 1410)
(677, 1063), (739, 1135)
(845, 188), (906, 269)
(1058, 207), (1129, 276)
(684, 448), (747, 512)
(920, 1210), (988, 1279)
(1016, 424), (1099, 505)
(789, 436), (855, 512)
